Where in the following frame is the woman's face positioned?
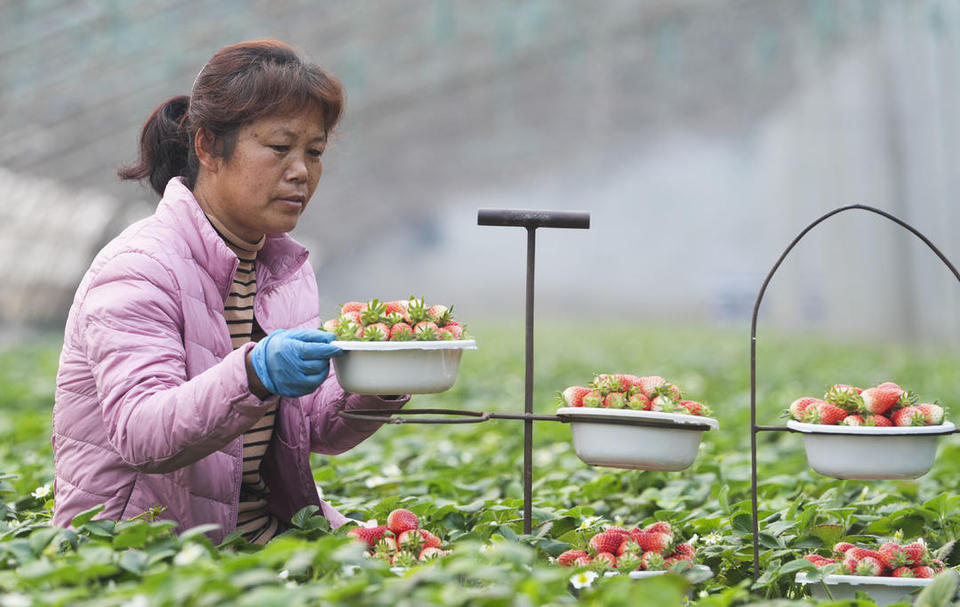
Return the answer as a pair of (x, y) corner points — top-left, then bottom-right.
(196, 105), (327, 242)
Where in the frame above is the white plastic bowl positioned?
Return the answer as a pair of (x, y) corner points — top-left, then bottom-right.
(786, 420), (956, 479)
(556, 408), (719, 471)
(331, 340), (477, 395)
(795, 572), (930, 605)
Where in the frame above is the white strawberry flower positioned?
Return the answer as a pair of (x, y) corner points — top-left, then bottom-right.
(173, 543), (206, 566)
(1, 593), (32, 607)
(121, 596), (149, 607)
(31, 484), (51, 499)
(577, 516), (602, 531)
(570, 570), (599, 589)
(703, 532), (723, 546)
(278, 569), (290, 579)
(381, 464), (402, 477)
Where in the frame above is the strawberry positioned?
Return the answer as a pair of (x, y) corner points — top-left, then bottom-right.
(418, 547), (448, 561)
(340, 311), (363, 325)
(804, 554), (836, 568)
(413, 321), (439, 340)
(677, 400), (710, 416)
(852, 556), (884, 576)
(841, 556), (858, 574)
(426, 304), (452, 325)
(916, 403), (945, 425)
(640, 550), (665, 571)
(389, 322), (414, 341)
(645, 521), (673, 536)
(557, 549), (589, 567)
(347, 525), (391, 547)
(664, 556), (694, 570)
(673, 543), (695, 559)
(386, 508), (419, 535)
(892, 406), (927, 427)
(626, 393), (651, 410)
(384, 300), (408, 317)
(437, 327), (457, 340)
(605, 526), (631, 540)
(418, 529), (442, 549)
(864, 414), (892, 427)
(572, 555), (594, 567)
(833, 542), (856, 556)
(932, 559), (946, 572)
(588, 531), (625, 556)
(912, 566), (935, 578)
(650, 394), (678, 412)
(360, 299), (387, 324)
(891, 566), (914, 577)
(847, 547), (884, 562)
(405, 297), (428, 324)
(840, 415), (865, 426)
(559, 386), (592, 408)
(397, 529), (426, 553)
(652, 382), (682, 400)
(879, 542), (910, 569)
(901, 542), (929, 566)
(617, 552), (642, 572)
(824, 384), (864, 411)
(802, 402), (847, 425)
(360, 322), (390, 341)
(788, 397), (822, 421)
(442, 323), (463, 339)
(392, 550), (418, 568)
(321, 318), (339, 333)
(591, 374), (630, 396)
(593, 552), (617, 569)
(634, 531), (672, 553)
(604, 392), (627, 408)
(340, 301), (366, 315)
(617, 538), (643, 557)
(581, 389), (604, 408)
(860, 384), (902, 415)
(374, 536), (398, 557)
(637, 376), (668, 399)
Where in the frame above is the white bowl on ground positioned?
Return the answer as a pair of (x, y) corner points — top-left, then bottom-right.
(786, 420), (956, 479)
(795, 572), (930, 605)
(331, 339), (477, 395)
(556, 407), (719, 471)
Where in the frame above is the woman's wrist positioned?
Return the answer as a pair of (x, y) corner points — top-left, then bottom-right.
(245, 350), (272, 399)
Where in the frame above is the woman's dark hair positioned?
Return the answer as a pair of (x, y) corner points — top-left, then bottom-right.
(119, 39), (344, 196)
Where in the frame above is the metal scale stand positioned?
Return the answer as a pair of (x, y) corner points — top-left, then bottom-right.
(748, 204), (960, 581)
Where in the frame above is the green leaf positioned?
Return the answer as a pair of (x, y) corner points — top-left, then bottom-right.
(179, 524), (221, 544)
(912, 569), (959, 607)
(117, 549), (149, 574)
(70, 504), (105, 527)
(290, 505), (320, 529)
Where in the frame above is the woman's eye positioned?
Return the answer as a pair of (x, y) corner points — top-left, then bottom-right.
(269, 145), (289, 153)
(308, 148), (324, 158)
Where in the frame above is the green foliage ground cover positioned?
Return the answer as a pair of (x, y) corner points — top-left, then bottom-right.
(0, 323), (959, 606)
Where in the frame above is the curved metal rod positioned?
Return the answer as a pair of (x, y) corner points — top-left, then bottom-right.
(338, 408), (493, 425)
(749, 204), (960, 581)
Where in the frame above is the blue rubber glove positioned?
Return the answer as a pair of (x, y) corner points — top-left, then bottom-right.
(250, 329), (344, 397)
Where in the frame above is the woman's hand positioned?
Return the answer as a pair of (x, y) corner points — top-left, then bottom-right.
(248, 329), (344, 397)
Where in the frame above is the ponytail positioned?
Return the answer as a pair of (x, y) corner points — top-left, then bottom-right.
(118, 95), (194, 196)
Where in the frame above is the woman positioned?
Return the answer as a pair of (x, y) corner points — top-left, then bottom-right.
(52, 40), (406, 544)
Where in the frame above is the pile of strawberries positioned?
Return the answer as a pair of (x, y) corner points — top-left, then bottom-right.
(787, 381), (947, 427)
(556, 522), (697, 572)
(803, 540), (945, 578)
(323, 297), (466, 341)
(347, 508), (450, 567)
(558, 374), (711, 417)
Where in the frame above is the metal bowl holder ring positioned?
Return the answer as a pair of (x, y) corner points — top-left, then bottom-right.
(339, 208), (711, 535)
(748, 204), (960, 581)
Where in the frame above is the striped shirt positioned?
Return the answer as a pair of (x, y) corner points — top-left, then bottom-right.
(205, 213), (280, 545)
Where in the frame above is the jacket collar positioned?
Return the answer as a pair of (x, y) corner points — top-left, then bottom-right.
(156, 178), (310, 299)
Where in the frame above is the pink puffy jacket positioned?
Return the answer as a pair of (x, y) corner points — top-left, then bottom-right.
(53, 178), (405, 541)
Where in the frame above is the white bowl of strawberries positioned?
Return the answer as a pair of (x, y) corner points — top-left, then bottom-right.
(325, 297), (477, 395)
(556, 374), (719, 471)
(784, 381), (955, 479)
(795, 539), (943, 605)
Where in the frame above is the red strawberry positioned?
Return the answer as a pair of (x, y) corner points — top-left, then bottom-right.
(864, 414), (892, 427)
(605, 526), (631, 540)
(426, 304), (452, 325)
(360, 299), (387, 324)
(360, 322), (390, 341)
(879, 542), (910, 568)
(802, 402), (847, 425)
(581, 389), (603, 408)
(637, 376), (668, 399)
(389, 322), (414, 341)
(677, 400), (710, 416)
(404, 297), (428, 324)
(640, 550), (665, 571)
(912, 566), (935, 578)
(592, 374), (630, 395)
(650, 394), (676, 412)
(397, 529), (426, 552)
(789, 397), (822, 421)
(932, 559), (946, 572)
(842, 556), (858, 574)
(833, 542), (856, 556)
(384, 300), (408, 317)
(664, 555), (694, 570)
(386, 509), (419, 535)
(589, 531), (625, 556)
(340, 301), (366, 315)
(418, 547), (448, 561)
(627, 393), (651, 411)
(617, 552), (643, 572)
(916, 403), (945, 425)
(617, 538), (643, 557)
(840, 415), (865, 426)
(573, 555), (593, 566)
(418, 529), (442, 549)
(892, 406), (927, 427)
(442, 323), (463, 339)
(594, 552), (618, 568)
(860, 384), (902, 415)
(644, 521), (673, 538)
(804, 554), (836, 568)
(374, 536), (398, 556)
(604, 392), (627, 408)
(347, 525), (391, 547)
(635, 532), (672, 553)
(341, 311), (363, 325)
(673, 543), (695, 558)
(892, 566), (914, 577)
(824, 384), (864, 411)
(559, 386), (592, 408)
(853, 556), (884, 576)
(321, 318), (339, 333)
(902, 542), (929, 566)
(413, 321), (439, 340)
(557, 549), (589, 567)
(847, 547), (884, 562)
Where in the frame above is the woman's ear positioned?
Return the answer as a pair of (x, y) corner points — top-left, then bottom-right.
(194, 127), (220, 173)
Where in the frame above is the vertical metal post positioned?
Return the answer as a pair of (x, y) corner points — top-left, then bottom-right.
(478, 209), (590, 535)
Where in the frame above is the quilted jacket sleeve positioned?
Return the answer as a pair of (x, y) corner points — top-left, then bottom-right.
(79, 251), (276, 474)
(304, 366), (410, 455)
